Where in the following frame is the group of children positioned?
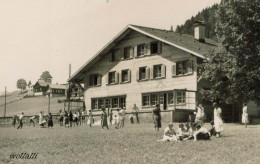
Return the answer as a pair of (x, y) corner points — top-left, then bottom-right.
(158, 121), (216, 142)
(59, 110), (85, 128)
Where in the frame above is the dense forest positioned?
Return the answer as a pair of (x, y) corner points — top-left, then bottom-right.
(175, 4), (218, 41)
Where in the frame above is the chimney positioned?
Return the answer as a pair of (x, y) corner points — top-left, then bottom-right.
(194, 21), (205, 42)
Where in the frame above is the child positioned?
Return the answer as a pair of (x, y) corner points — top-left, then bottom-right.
(17, 112), (24, 129)
(73, 112), (78, 126)
(157, 123), (177, 142)
(64, 111), (69, 128)
(109, 111), (113, 125)
(177, 123), (191, 140)
(101, 108), (109, 130)
(193, 123), (211, 141)
(88, 110), (94, 127)
(81, 110), (85, 125)
(29, 115), (36, 127)
(48, 113), (53, 128)
(209, 121), (216, 136)
(59, 110), (64, 126)
(12, 115), (17, 128)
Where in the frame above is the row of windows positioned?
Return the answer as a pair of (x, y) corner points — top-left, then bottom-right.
(90, 91), (186, 110)
(88, 60), (193, 87)
(52, 89), (63, 93)
(109, 41), (162, 61)
(142, 91), (186, 107)
(91, 96), (126, 110)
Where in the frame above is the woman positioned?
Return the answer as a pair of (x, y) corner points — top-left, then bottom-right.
(101, 108), (109, 129)
(48, 113), (53, 128)
(213, 102), (223, 138)
(39, 111), (44, 128)
(153, 104), (161, 131)
(195, 103), (205, 124)
(242, 103), (249, 128)
(88, 110), (94, 127)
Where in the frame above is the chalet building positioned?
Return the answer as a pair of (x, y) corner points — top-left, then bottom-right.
(47, 84), (69, 97)
(70, 83), (84, 100)
(34, 81), (51, 96)
(68, 23), (219, 121)
(27, 84), (34, 96)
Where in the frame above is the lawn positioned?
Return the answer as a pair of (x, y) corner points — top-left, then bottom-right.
(0, 123), (259, 164)
(0, 96), (66, 116)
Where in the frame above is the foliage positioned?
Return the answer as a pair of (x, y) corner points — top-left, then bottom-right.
(200, 0), (260, 105)
(16, 79), (27, 93)
(39, 71), (52, 82)
(175, 4), (218, 40)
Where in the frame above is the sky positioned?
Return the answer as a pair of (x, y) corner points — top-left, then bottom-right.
(0, 0), (221, 93)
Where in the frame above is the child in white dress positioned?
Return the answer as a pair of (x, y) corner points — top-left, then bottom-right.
(242, 103), (249, 128)
(157, 123), (178, 142)
(213, 102), (223, 138)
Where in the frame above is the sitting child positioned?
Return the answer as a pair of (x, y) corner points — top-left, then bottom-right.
(193, 123), (211, 141)
(177, 123), (193, 140)
(157, 123), (178, 142)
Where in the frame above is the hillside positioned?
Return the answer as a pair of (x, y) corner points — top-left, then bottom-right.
(0, 90), (27, 106)
(0, 96), (66, 117)
(175, 4), (218, 41)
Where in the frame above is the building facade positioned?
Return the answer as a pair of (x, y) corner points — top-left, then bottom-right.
(68, 24), (218, 121)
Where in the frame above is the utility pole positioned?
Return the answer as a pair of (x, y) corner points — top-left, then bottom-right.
(68, 64), (71, 112)
(4, 87), (6, 117)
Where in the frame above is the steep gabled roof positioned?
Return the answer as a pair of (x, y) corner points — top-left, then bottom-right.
(68, 24), (219, 83)
(48, 84), (69, 90)
(35, 81), (51, 87)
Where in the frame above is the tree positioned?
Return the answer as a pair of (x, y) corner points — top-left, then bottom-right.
(17, 79), (27, 93)
(39, 71), (52, 82)
(199, 0), (260, 121)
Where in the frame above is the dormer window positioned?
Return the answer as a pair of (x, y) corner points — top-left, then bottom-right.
(151, 42), (158, 54)
(137, 44), (145, 57)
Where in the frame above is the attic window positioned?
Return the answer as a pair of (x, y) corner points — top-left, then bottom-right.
(150, 42), (158, 54)
(137, 44), (145, 57)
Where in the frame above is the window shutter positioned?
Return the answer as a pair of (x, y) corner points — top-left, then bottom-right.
(97, 74), (102, 86)
(157, 42), (162, 54)
(161, 65), (166, 78)
(119, 71), (122, 83)
(106, 73), (109, 85)
(134, 46), (138, 57)
(109, 52), (113, 61)
(84, 75), (89, 89)
(145, 44), (151, 55)
(130, 47), (134, 58)
(146, 67), (150, 80)
(115, 49), (120, 61)
(136, 69), (139, 81)
(187, 60), (193, 74)
(121, 49), (124, 60)
(115, 72), (119, 84)
(128, 70), (131, 82)
(150, 66), (154, 79)
(172, 64), (176, 76)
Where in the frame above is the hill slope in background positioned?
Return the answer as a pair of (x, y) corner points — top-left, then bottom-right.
(0, 96), (66, 116)
(175, 4), (218, 41)
(0, 91), (27, 105)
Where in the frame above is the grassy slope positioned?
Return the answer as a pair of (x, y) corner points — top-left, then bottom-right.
(0, 123), (259, 164)
(0, 91), (27, 105)
(0, 96), (66, 116)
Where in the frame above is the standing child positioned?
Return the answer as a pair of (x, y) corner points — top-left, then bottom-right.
(59, 110), (64, 126)
(73, 112), (78, 126)
(213, 102), (223, 138)
(81, 110), (85, 125)
(29, 115), (36, 127)
(64, 111), (69, 128)
(101, 108), (109, 129)
(69, 111), (73, 128)
(109, 111), (113, 125)
(17, 112), (24, 129)
(88, 110), (94, 127)
(12, 115), (17, 128)
(242, 103), (249, 128)
(48, 113), (53, 128)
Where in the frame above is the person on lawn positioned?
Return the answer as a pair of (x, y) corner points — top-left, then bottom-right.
(59, 110), (64, 126)
(12, 115), (17, 128)
(132, 104), (140, 124)
(101, 108), (109, 130)
(73, 112), (78, 126)
(157, 123), (177, 142)
(119, 108), (126, 128)
(177, 123), (192, 140)
(88, 110), (94, 127)
(29, 115), (36, 127)
(17, 112), (24, 129)
(64, 111), (69, 128)
(81, 110), (85, 125)
(69, 111), (73, 128)
(242, 103), (249, 128)
(209, 121), (216, 136)
(109, 111), (113, 125)
(78, 110), (82, 126)
(193, 123), (211, 141)
(153, 104), (161, 131)
(213, 102), (223, 138)
(48, 113), (53, 128)
(195, 103), (206, 124)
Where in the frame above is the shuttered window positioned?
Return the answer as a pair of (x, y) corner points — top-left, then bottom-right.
(152, 64), (166, 78)
(124, 47), (132, 59)
(89, 74), (101, 86)
(137, 44), (145, 57)
(139, 67), (146, 80)
(173, 60), (193, 76)
(108, 72), (116, 84)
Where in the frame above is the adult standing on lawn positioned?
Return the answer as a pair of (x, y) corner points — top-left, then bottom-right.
(195, 103), (206, 124)
(17, 112), (24, 129)
(69, 111), (73, 128)
(59, 110), (64, 126)
(39, 111), (44, 127)
(12, 115), (17, 128)
(242, 103), (249, 128)
(101, 108), (109, 129)
(153, 104), (161, 131)
(78, 109), (82, 126)
(132, 104), (140, 124)
(213, 102), (223, 138)
(48, 113), (53, 128)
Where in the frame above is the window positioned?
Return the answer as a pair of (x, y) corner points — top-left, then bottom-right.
(176, 91), (186, 104)
(139, 67), (146, 80)
(98, 99), (105, 109)
(142, 94), (150, 106)
(112, 98), (119, 108)
(153, 65), (162, 78)
(151, 94), (159, 106)
(110, 50), (116, 61)
(91, 99), (98, 109)
(119, 97), (126, 108)
(89, 74), (98, 86)
(109, 72), (115, 84)
(137, 44), (145, 57)
(176, 61), (188, 75)
(151, 42), (158, 54)
(105, 99), (111, 108)
(124, 47), (131, 59)
(168, 92), (174, 104)
(121, 70), (128, 82)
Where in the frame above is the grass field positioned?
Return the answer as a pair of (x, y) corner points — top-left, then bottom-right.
(0, 123), (260, 164)
(0, 91), (27, 106)
(0, 96), (66, 117)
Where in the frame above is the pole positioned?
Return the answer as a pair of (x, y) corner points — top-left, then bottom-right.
(48, 94), (50, 114)
(68, 64), (71, 112)
(4, 86), (6, 117)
